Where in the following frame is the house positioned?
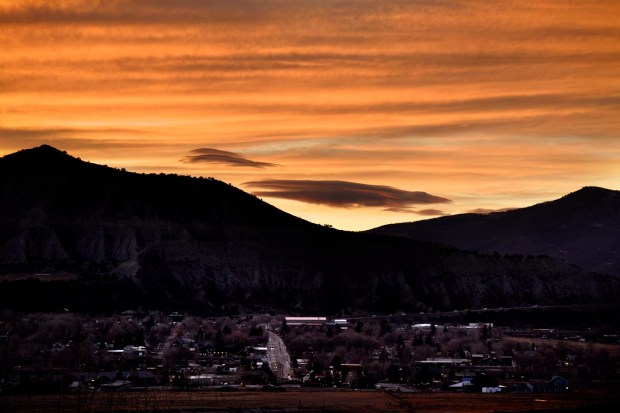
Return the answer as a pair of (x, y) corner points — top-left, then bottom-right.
(169, 312), (184, 322)
(68, 381), (88, 393)
(128, 370), (157, 387)
(448, 377), (473, 392)
(464, 372), (499, 392)
(500, 355), (513, 366)
(419, 357), (469, 366)
(327, 319), (349, 329)
(471, 354), (485, 365)
(526, 376), (569, 393)
(88, 371), (129, 387)
(101, 380), (132, 392)
(71, 372), (90, 382)
(187, 374), (212, 388)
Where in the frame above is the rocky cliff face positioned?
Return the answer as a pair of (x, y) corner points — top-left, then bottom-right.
(1, 146), (617, 313)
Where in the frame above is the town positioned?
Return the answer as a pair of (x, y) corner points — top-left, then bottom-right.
(1, 308), (618, 397)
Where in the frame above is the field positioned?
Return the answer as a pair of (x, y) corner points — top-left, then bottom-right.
(504, 336), (620, 357)
(2, 384), (619, 413)
(0, 273), (79, 282)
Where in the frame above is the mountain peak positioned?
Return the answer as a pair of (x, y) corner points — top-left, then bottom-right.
(558, 186), (618, 204)
(573, 186), (614, 196)
(32, 144), (63, 153)
(0, 145), (94, 183)
(2, 144), (74, 163)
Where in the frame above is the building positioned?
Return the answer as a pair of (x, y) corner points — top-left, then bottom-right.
(101, 380), (132, 391)
(526, 376), (569, 393)
(327, 319), (349, 329)
(284, 317), (327, 326)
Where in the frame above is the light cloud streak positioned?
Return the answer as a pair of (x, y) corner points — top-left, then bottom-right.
(1, 0), (619, 229)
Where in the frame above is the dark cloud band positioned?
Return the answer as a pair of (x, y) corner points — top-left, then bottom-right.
(244, 179), (450, 210)
(182, 148), (278, 168)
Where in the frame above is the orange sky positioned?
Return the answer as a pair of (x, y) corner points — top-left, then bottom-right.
(1, 0), (619, 230)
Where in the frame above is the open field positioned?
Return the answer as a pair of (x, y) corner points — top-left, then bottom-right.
(0, 273), (79, 282)
(504, 336), (620, 357)
(2, 385), (619, 413)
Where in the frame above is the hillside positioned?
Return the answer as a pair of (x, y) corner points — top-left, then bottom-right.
(371, 187), (620, 277)
(0, 145), (618, 313)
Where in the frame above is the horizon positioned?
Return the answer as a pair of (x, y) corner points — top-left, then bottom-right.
(4, 143), (616, 232)
(1, 1), (619, 231)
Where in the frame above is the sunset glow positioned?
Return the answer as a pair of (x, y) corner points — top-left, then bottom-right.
(1, 0), (619, 230)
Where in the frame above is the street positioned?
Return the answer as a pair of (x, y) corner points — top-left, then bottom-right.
(267, 331), (291, 380)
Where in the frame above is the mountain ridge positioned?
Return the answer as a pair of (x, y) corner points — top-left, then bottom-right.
(370, 186), (620, 277)
(1, 145), (618, 313)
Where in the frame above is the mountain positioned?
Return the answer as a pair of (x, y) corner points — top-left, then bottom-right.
(0, 145), (618, 313)
(370, 187), (620, 277)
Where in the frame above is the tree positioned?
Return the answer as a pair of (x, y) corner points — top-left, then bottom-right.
(331, 354), (342, 371)
(214, 330), (225, 351)
(324, 370), (333, 387)
(249, 325), (263, 336)
(380, 319), (391, 334)
(262, 363), (277, 384)
(481, 324), (489, 341)
(355, 321), (364, 333)
(387, 364), (401, 383)
(281, 318), (290, 334)
(144, 315), (155, 330)
(196, 327), (206, 343)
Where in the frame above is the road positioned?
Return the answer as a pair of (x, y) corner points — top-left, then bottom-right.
(267, 331), (291, 380)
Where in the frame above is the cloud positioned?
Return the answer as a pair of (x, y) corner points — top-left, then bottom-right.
(0, 126), (148, 140)
(0, 127), (162, 156)
(383, 207), (448, 215)
(416, 208), (448, 216)
(244, 179), (451, 210)
(2, 0), (619, 231)
(182, 148), (278, 168)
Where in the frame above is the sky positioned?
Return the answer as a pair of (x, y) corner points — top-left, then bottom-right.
(1, 0), (619, 231)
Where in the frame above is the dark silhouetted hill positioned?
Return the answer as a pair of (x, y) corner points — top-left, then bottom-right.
(371, 187), (620, 277)
(1, 146), (618, 313)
